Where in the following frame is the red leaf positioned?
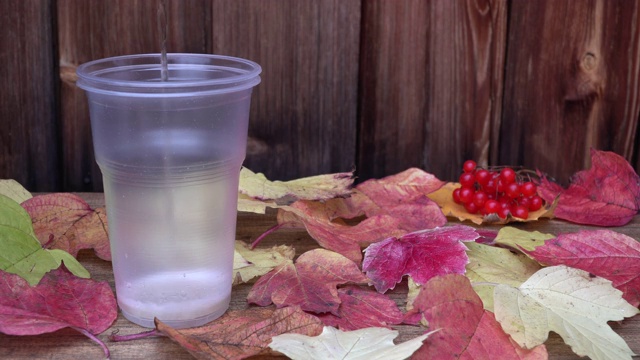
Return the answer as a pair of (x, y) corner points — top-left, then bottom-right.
(538, 149), (640, 226)
(317, 285), (403, 331)
(0, 264), (116, 336)
(524, 229), (640, 307)
(247, 249), (368, 315)
(362, 225), (479, 293)
(404, 274), (547, 359)
(22, 193), (110, 260)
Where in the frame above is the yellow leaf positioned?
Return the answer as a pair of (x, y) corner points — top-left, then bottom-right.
(0, 179), (32, 204)
(494, 227), (554, 252)
(232, 241), (295, 285)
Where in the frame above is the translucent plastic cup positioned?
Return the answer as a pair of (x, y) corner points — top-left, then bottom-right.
(76, 54), (261, 328)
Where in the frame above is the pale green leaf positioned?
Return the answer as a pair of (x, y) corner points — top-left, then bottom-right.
(0, 179), (32, 204)
(232, 241), (295, 285)
(494, 226), (554, 252)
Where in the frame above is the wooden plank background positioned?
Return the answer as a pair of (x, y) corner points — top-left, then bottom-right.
(1, 0), (639, 192)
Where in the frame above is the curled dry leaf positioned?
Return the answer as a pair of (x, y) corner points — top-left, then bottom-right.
(233, 241), (295, 285)
(22, 193), (110, 261)
(269, 326), (433, 360)
(0, 179), (32, 204)
(316, 285), (403, 331)
(538, 149), (640, 226)
(0, 194), (89, 285)
(494, 265), (639, 360)
(0, 264), (117, 357)
(238, 167), (354, 214)
(428, 182), (552, 225)
(155, 306), (323, 360)
(362, 225), (479, 293)
(247, 249), (368, 315)
(524, 229), (640, 307)
(404, 274), (548, 359)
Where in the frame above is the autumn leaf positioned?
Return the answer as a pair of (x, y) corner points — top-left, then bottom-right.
(247, 249), (368, 315)
(362, 225), (479, 293)
(0, 194), (89, 285)
(0, 264), (117, 358)
(538, 149), (640, 226)
(404, 274), (548, 359)
(523, 229), (640, 307)
(22, 193), (110, 261)
(316, 286), (403, 331)
(494, 265), (639, 360)
(465, 242), (541, 311)
(233, 241), (295, 285)
(238, 167), (353, 214)
(269, 326), (433, 360)
(428, 182), (552, 225)
(494, 226), (554, 252)
(0, 179), (32, 204)
(155, 306), (323, 360)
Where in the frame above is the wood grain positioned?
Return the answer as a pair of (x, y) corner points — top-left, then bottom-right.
(358, 0), (508, 183)
(0, 193), (638, 359)
(0, 0), (60, 191)
(210, 0), (361, 181)
(501, 0), (640, 185)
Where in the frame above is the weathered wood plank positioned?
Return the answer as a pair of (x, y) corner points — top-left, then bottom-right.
(0, 0), (60, 191)
(210, 0), (361, 181)
(57, 0), (211, 191)
(501, 0), (640, 185)
(358, 0), (508, 182)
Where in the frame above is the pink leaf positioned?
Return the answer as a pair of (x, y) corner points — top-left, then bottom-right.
(362, 225), (479, 293)
(404, 274), (547, 359)
(538, 149), (640, 226)
(317, 286), (403, 330)
(524, 229), (640, 307)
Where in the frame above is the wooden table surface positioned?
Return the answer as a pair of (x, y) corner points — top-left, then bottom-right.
(0, 193), (639, 360)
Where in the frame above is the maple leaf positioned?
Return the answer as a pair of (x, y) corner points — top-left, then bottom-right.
(0, 179), (32, 204)
(465, 242), (541, 311)
(247, 249), (368, 315)
(428, 182), (552, 225)
(238, 167), (353, 214)
(493, 226), (555, 252)
(269, 326), (433, 360)
(538, 149), (640, 226)
(0, 194), (89, 285)
(155, 306), (323, 360)
(233, 241), (295, 285)
(362, 225), (479, 293)
(22, 193), (110, 261)
(494, 265), (639, 360)
(0, 264), (117, 358)
(316, 286), (403, 331)
(523, 229), (640, 307)
(404, 274), (548, 359)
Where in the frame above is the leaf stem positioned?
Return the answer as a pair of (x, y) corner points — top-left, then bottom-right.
(71, 326), (110, 359)
(109, 328), (161, 342)
(250, 222), (288, 249)
(471, 281), (501, 287)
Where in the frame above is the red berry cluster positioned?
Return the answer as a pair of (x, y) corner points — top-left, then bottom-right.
(452, 160), (544, 219)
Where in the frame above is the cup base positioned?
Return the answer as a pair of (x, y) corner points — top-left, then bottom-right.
(121, 301), (229, 329)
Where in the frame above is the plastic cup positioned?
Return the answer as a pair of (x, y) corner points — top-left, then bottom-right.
(76, 53), (261, 328)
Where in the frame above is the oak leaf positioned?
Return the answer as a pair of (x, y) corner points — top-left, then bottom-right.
(316, 286), (403, 331)
(538, 149), (640, 226)
(247, 249), (368, 315)
(0, 264), (117, 357)
(238, 167), (353, 214)
(524, 229), (640, 307)
(0, 194), (89, 285)
(22, 193), (110, 261)
(362, 225), (479, 293)
(269, 326), (433, 360)
(155, 306), (323, 360)
(0, 179), (32, 204)
(233, 241), (295, 285)
(494, 265), (639, 360)
(403, 274), (548, 359)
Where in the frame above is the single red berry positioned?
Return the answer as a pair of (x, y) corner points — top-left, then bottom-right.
(520, 181), (537, 197)
(483, 199), (500, 214)
(500, 167), (516, 184)
(512, 205), (529, 219)
(459, 187), (474, 204)
(459, 172), (476, 189)
(497, 207), (510, 219)
(452, 188), (462, 204)
(529, 195), (543, 211)
(518, 196), (531, 209)
(464, 201), (480, 214)
(505, 182), (520, 198)
(496, 179), (507, 193)
(475, 169), (491, 187)
(463, 160), (477, 173)
(484, 178), (497, 194)
(473, 191), (488, 207)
